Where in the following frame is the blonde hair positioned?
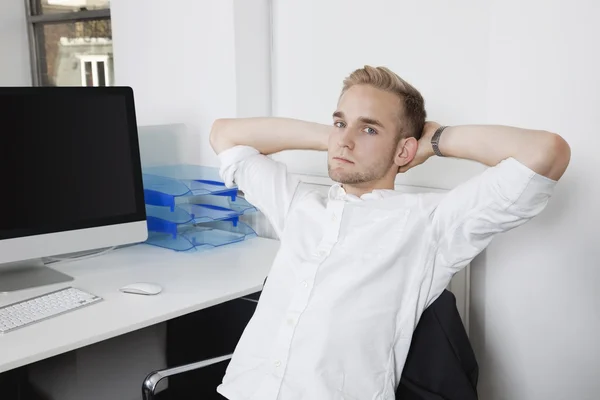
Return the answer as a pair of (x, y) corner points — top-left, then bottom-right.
(341, 65), (426, 140)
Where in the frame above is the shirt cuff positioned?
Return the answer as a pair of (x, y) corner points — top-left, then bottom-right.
(497, 157), (557, 207)
(218, 145), (260, 188)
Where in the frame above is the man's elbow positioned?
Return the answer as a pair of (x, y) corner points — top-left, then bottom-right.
(209, 118), (234, 155)
(539, 132), (571, 181)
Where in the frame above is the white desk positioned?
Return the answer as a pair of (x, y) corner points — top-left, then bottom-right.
(0, 237), (280, 374)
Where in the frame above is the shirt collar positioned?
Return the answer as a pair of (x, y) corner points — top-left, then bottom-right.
(327, 183), (399, 202)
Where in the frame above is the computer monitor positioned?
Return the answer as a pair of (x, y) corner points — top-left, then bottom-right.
(0, 86), (148, 293)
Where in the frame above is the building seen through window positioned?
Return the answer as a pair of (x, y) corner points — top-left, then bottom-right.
(27, 0), (113, 87)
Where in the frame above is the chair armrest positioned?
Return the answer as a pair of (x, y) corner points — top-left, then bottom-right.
(142, 354), (233, 400)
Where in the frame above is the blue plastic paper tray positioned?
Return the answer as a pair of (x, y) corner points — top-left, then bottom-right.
(145, 220), (257, 252)
(142, 165), (238, 210)
(185, 194), (256, 215)
(146, 203), (242, 236)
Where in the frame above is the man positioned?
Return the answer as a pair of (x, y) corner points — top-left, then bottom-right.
(209, 66), (570, 400)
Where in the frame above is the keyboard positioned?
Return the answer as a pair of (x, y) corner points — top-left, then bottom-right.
(0, 287), (103, 334)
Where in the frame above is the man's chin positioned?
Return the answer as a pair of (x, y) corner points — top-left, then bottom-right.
(328, 164), (366, 185)
(328, 172), (356, 185)
(328, 175), (341, 184)
(327, 168), (344, 183)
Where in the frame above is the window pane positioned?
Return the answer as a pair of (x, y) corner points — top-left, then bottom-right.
(36, 19), (113, 87)
(84, 61), (93, 86)
(96, 61), (106, 86)
(35, 0), (110, 15)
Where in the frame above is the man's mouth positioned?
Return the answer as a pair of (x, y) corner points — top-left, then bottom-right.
(333, 157), (354, 164)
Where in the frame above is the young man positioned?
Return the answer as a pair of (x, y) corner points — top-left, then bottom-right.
(209, 66), (570, 400)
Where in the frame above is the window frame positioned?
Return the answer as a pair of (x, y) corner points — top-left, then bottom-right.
(24, 0), (111, 86)
(78, 54), (110, 87)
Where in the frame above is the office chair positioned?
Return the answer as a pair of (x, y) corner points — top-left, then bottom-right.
(141, 289), (478, 400)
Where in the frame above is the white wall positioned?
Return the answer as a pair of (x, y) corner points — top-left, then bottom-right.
(470, 1), (600, 399)
(0, 0), (32, 85)
(110, 0), (272, 168)
(110, 0), (238, 167)
(233, 0), (272, 118)
(271, 0), (600, 399)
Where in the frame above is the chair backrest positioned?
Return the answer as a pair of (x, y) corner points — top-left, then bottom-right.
(396, 289), (478, 400)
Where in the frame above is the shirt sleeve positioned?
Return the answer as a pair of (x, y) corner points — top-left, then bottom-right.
(218, 145), (301, 238)
(431, 157), (557, 271)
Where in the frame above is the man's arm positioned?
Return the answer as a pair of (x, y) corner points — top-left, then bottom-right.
(413, 123), (570, 300)
(437, 123), (570, 180)
(209, 117), (330, 238)
(401, 122), (571, 180)
(209, 117), (330, 155)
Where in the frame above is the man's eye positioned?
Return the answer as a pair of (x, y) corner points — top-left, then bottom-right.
(363, 127), (377, 135)
(334, 121), (345, 128)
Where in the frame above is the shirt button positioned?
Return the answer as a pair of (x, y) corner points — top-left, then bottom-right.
(287, 318), (295, 326)
(274, 360), (281, 367)
(301, 281), (308, 288)
(331, 214), (337, 222)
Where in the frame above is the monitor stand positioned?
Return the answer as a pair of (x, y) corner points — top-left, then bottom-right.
(0, 259), (74, 293)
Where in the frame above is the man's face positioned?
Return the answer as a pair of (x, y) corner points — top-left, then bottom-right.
(328, 84), (403, 187)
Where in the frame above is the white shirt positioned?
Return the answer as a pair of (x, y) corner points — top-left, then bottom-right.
(215, 145), (556, 400)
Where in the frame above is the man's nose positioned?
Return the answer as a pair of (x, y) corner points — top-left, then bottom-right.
(337, 128), (356, 149)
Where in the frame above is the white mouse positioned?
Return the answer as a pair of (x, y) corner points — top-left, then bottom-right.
(120, 282), (163, 296)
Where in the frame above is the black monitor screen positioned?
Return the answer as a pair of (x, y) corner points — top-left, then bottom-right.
(0, 87), (146, 240)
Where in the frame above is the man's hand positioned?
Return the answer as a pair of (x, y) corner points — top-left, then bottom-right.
(398, 121), (441, 173)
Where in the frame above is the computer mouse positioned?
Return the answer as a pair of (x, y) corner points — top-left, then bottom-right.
(120, 282), (163, 296)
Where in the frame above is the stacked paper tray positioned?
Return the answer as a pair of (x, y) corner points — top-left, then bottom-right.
(143, 173), (238, 211)
(141, 164), (258, 252)
(145, 220), (257, 252)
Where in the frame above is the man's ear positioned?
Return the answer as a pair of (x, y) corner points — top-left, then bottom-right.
(394, 137), (418, 168)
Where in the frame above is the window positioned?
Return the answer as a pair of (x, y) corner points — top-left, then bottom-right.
(79, 54), (110, 87)
(25, 0), (113, 87)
